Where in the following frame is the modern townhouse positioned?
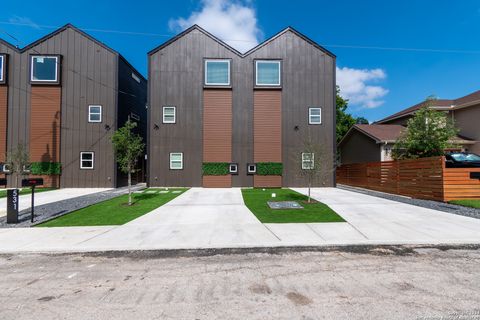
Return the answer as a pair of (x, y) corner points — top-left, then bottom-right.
(147, 25), (336, 188)
(0, 24), (147, 188)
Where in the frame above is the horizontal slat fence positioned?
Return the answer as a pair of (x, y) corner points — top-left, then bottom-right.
(337, 156), (480, 202)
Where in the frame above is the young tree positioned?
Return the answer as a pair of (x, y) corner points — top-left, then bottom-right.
(336, 86), (356, 143)
(392, 98), (458, 160)
(111, 120), (145, 206)
(5, 143), (30, 189)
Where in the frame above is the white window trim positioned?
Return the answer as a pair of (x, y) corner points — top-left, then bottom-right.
(131, 72), (141, 83)
(80, 152), (95, 170)
(309, 107), (322, 124)
(88, 105), (102, 123)
(204, 59), (231, 86)
(229, 163), (238, 174)
(255, 60), (281, 86)
(130, 112), (140, 121)
(163, 106), (176, 124)
(170, 152), (183, 170)
(247, 164), (256, 174)
(0, 55), (4, 82)
(301, 153), (315, 170)
(30, 55), (59, 83)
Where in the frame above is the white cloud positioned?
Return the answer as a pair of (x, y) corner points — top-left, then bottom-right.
(8, 15), (40, 29)
(336, 67), (389, 109)
(169, 0), (261, 53)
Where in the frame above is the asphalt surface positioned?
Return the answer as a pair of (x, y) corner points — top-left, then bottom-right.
(1, 246), (480, 319)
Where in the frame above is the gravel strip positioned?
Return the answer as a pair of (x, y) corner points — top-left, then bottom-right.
(337, 184), (480, 220)
(0, 184), (146, 228)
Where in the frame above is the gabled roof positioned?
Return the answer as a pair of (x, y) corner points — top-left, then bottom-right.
(0, 38), (19, 51)
(0, 23), (146, 81)
(148, 24), (336, 58)
(377, 89), (480, 124)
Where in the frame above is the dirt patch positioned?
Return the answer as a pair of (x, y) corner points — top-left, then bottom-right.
(249, 283), (272, 295)
(286, 292), (312, 306)
(37, 296), (56, 302)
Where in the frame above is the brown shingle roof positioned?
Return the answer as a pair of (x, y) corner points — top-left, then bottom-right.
(354, 124), (405, 143)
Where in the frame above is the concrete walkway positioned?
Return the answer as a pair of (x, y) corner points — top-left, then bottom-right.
(0, 187), (480, 253)
(0, 188), (111, 217)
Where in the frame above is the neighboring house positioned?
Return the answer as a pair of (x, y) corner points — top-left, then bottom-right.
(376, 90), (480, 154)
(147, 25), (336, 188)
(0, 24), (147, 188)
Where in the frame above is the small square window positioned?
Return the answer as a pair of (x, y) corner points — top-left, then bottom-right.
(163, 106), (176, 124)
(205, 60), (230, 86)
(80, 152), (94, 170)
(229, 163), (238, 175)
(301, 153), (315, 170)
(247, 163), (256, 175)
(255, 60), (281, 86)
(0, 54), (5, 83)
(170, 153), (183, 170)
(309, 108), (322, 124)
(88, 105), (102, 123)
(31, 55), (59, 83)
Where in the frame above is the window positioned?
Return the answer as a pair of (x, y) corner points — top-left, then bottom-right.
(130, 113), (140, 121)
(131, 72), (141, 83)
(247, 163), (256, 175)
(170, 153), (183, 170)
(31, 55), (59, 83)
(163, 106), (176, 124)
(309, 108), (322, 124)
(229, 163), (238, 175)
(80, 152), (94, 169)
(301, 153), (315, 170)
(0, 54), (5, 83)
(88, 105), (102, 123)
(205, 59), (230, 86)
(255, 60), (281, 86)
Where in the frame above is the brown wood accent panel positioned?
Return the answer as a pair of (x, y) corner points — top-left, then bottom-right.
(443, 167), (480, 201)
(30, 86), (61, 162)
(254, 175), (282, 188)
(203, 175), (232, 188)
(203, 90), (232, 162)
(254, 91), (282, 163)
(0, 86), (7, 163)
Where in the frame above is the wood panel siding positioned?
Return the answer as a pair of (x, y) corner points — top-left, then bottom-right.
(203, 90), (232, 162)
(443, 167), (480, 201)
(30, 86), (61, 162)
(0, 86), (7, 162)
(203, 175), (232, 188)
(254, 91), (282, 162)
(254, 175), (282, 188)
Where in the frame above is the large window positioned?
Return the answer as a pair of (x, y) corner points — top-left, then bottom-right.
(31, 55), (59, 83)
(205, 59), (230, 86)
(309, 108), (322, 124)
(80, 152), (94, 170)
(0, 54), (5, 83)
(170, 153), (183, 170)
(163, 106), (176, 124)
(301, 153), (315, 170)
(88, 105), (102, 123)
(255, 60), (281, 86)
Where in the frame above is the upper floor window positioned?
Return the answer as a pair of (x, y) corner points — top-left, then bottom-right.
(255, 60), (281, 86)
(131, 72), (141, 83)
(30, 55), (60, 84)
(205, 59), (230, 86)
(88, 105), (102, 123)
(163, 106), (176, 124)
(309, 108), (322, 124)
(0, 54), (5, 83)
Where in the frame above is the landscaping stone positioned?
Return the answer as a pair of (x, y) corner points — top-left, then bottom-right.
(0, 184), (146, 228)
(267, 201), (303, 210)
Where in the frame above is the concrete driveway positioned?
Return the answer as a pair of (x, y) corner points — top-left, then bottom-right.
(0, 188), (111, 217)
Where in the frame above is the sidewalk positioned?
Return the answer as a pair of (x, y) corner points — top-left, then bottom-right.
(0, 187), (479, 253)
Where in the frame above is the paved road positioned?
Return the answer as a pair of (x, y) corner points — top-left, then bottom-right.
(1, 247), (479, 319)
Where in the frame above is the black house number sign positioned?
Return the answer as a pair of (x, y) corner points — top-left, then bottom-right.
(7, 189), (19, 224)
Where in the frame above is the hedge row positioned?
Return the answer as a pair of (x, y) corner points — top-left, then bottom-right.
(30, 162), (62, 175)
(256, 162), (283, 176)
(202, 162), (230, 176)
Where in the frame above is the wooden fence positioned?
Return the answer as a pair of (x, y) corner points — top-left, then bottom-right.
(337, 156), (480, 202)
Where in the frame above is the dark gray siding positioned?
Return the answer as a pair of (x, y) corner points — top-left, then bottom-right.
(339, 130), (381, 164)
(148, 27), (336, 187)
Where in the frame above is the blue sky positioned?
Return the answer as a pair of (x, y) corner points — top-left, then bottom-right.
(1, 0), (479, 122)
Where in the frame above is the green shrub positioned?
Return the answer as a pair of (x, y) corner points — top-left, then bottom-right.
(30, 162), (62, 175)
(202, 162), (229, 176)
(257, 162), (282, 176)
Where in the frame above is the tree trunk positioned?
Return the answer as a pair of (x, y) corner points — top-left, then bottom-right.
(128, 168), (132, 206)
(308, 178), (312, 203)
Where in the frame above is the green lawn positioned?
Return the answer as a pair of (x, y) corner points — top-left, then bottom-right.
(449, 199), (480, 209)
(241, 188), (345, 223)
(0, 188), (56, 198)
(37, 188), (188, 227)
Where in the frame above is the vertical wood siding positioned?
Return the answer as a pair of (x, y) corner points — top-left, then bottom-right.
(202, 175), (232, 188)
(30, 86), (61, 162)
(0, 86), (7, 162)
(253, 90), (282, 162)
